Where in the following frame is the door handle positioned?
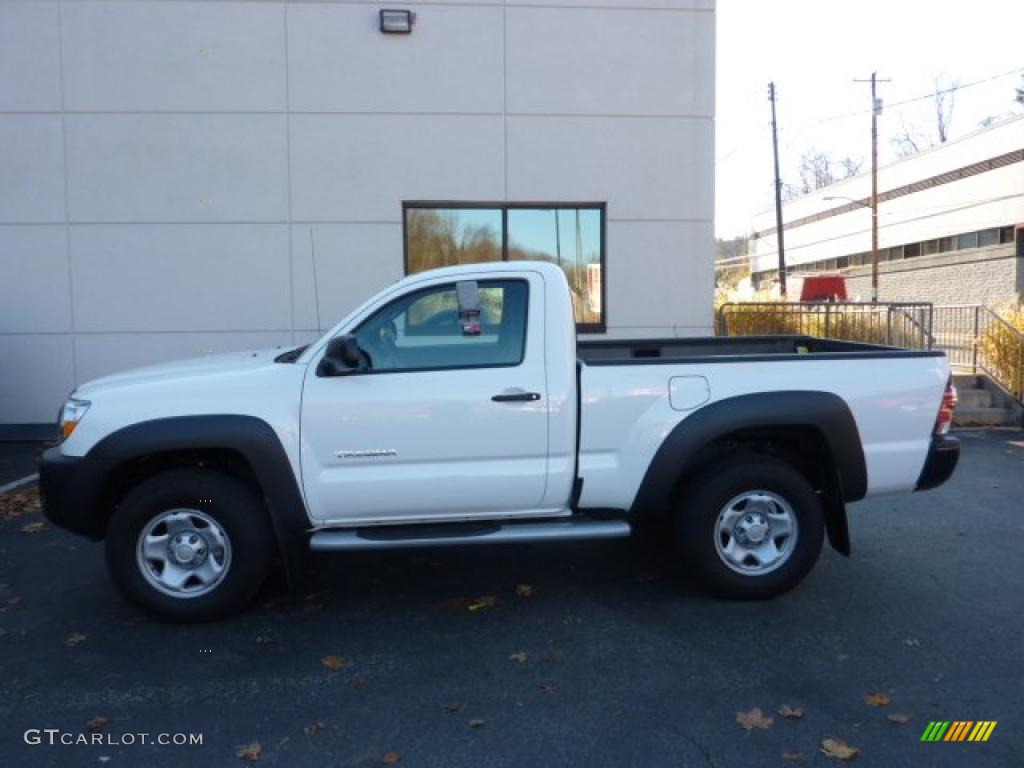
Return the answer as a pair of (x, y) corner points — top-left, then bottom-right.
(492, 390), (541, 403)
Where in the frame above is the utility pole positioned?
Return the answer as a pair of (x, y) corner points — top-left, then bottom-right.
(768, 82), (787, 297)
(854, 71), (890, 303)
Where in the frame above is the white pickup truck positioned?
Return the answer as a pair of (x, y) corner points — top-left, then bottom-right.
(41, 261), (959, 621)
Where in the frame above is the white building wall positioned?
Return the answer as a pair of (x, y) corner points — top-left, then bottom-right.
(0, 0), (715, 427)
(751, 115), (1024, 273)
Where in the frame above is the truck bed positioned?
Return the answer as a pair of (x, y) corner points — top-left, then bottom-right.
(577, 335), (945, 364)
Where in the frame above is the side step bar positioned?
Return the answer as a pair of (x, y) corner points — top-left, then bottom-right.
(310, 518), (631, 552)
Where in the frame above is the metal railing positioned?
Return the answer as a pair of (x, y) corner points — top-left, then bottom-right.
(717, 302), (934, 350)
(716, 301), (1024, 403)
(932, 305), (1024, 400)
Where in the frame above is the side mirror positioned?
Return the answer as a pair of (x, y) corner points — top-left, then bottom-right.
(317, 334), (363, 377)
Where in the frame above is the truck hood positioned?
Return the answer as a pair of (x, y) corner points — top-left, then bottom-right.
(74, 347), (295, 398)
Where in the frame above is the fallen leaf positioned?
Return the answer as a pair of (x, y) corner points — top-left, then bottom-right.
(778, 704), (805, 719)
(64, 632), (87, 648)
(508, 651), (528, 663)
(382, 751), (401, 765)
(467, 596), (497, 611)
(236, 741), (262, 761)
(781, 749), (805, 762)
(903, 638), (921, 648)
(515, 584), (534, 598)
(468, 718), (486, 729)
(736, 707), (774, 730)
(820, 737), (859, 760)
(303, 722), (324, 735)
(321, 655), (346, 670)
(443, 702), (466, 713)
(0, 486), (41, 519)
(864, 692), (890, 707)
(887, 713), (910, 725)
(87, 716), (111, 732)
(352, 674), (369, 687)
(20, 520), (47, 534)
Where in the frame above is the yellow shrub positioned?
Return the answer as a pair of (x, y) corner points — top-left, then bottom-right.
(978, 304), (1024, 397)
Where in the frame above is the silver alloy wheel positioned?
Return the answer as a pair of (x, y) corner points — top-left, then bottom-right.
(714, 490), (798, 576)
(136, 509), (232, 599)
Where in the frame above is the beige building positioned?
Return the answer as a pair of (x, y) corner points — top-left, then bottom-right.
(750, 114), (1024, 305)
(0, 0), (716, 435)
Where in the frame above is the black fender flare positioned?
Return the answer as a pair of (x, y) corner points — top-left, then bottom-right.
(89, 415), (310, 581)
(629, 391), (866, 555)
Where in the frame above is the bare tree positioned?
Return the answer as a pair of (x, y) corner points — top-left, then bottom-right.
(839, 156), (864, 177)
(798, 149), (836, 194)
(793, 149), (863, 195)
(891, 76), (960, 157)
(892, 113), (923, 158)
(933, 76), (958, 143)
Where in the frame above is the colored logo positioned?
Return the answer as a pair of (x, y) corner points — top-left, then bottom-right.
(921, 721), (997, 742)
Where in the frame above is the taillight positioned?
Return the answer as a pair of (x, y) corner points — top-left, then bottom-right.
(934, 377), (957, 436)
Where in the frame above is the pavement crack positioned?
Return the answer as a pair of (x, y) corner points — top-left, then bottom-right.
(680, 730), (717, 768)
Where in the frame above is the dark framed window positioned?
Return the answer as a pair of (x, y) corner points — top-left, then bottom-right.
(956, 232), (979, 251)
(976, 229), (999, 248)
(403, 202), (606, 333)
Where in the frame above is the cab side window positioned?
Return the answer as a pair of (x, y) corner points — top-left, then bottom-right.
(353, 280), (528, 373)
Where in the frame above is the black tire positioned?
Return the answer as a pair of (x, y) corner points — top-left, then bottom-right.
(105, 469), (276, 622)
(676, 455), (824, 600)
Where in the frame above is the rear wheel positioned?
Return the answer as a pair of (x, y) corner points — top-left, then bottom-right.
(676, 456), (824, 599)
(105, 469), (275, 622)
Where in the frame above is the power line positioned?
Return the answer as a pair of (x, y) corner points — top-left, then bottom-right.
(779, 66), (1024, 152)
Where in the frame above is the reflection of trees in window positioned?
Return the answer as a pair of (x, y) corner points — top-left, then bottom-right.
(407, 209), (501, 273)
(405, 204), (604, 329)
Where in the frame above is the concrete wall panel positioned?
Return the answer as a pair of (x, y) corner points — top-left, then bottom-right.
(69, 224), (290, 332)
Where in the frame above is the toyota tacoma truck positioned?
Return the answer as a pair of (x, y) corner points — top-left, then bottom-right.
(40, 261), (959, 621)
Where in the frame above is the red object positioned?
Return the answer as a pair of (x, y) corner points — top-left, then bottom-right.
(933, 377), (957, 436)
(799, 275), (847, 302)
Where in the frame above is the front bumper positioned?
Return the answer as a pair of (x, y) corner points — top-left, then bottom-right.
(39, 446), (109, 540)
(914, 435), (960, 491)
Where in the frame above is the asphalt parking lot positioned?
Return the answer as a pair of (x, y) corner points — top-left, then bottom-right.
(0, 430), (1021, 768)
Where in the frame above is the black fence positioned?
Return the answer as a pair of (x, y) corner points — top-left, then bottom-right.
(932, 305), (1024, 399)
(717, 301), (1024, 401)
(717, 302), (934, 349)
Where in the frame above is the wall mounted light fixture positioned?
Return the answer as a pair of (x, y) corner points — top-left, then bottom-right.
(379, 9), (415, 34)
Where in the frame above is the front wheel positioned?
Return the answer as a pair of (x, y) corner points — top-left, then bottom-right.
(105, 469), (276, 622)
(676, 456), (824, 599)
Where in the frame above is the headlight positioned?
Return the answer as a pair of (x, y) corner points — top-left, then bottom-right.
(58, 397), (91, 441)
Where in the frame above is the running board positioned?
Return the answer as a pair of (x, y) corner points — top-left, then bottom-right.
(309, 518), (631, 552)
